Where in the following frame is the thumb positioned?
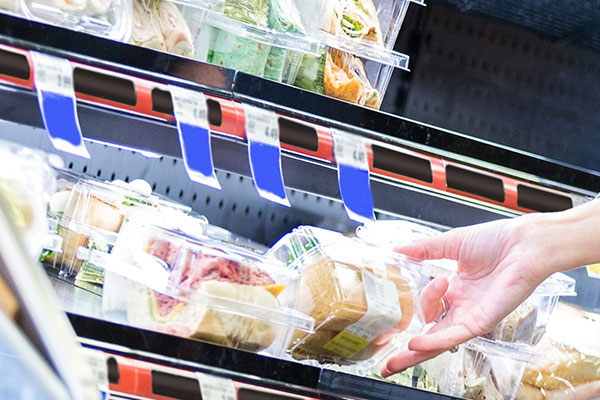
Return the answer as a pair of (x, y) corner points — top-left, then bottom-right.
(395, 229), (464, 261)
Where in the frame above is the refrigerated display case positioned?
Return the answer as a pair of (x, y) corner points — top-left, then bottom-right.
(0, 1), (599, 399)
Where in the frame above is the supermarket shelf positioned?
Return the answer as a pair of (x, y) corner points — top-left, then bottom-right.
(0, 13), (598, 219)
(0, 83), (520, 228)
(49, 277), (458, 400)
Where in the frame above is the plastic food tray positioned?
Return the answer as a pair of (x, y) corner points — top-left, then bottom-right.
(85, 217), (314, 355)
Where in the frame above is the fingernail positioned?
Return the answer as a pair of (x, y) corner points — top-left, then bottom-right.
(381, 366), (391, 378)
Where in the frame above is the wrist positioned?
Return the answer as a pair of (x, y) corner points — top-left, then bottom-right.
(528, 199), (600, 275)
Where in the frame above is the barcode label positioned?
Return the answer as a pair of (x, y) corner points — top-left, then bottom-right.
(243, 104), (279, 146)
(170, 85), (209, 126)
(332, 129), (368, 170)
(197, 373), (236, 400)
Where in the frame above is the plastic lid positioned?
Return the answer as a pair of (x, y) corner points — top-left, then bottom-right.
(318, 30), (410, 69)
(204, 10), (323, 56)
(88, 218), (315, 332)
(532, 272), (576, 297)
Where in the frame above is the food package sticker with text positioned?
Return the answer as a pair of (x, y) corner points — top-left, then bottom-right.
(30, 51), (90, 159)
(323, 269), (402, 357)
(332, 129), (374, 223)
(243, 104), (290, 207)
(170, 85), (221, 190)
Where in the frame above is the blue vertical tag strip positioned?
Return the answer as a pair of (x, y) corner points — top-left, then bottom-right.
(248, 141), (289, 206)
(332, 129), (375, 224)
(337, 164), (375, 223)
(243, 104), (290, 207)
(31, 52), (90, 159)
(170, 85), (221, 190)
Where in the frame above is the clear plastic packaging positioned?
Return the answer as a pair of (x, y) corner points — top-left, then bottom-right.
(480, 273), (576, 346)
(130, 0), (194, 57)
(206, 224), (268, 254)
(357, 220), (577, 346)
(84, 216), (314, 354)
(0, 140), (60, 260)
(0, 0), (27, 17)
(46, 176), (195, 289)
(269, 227), (428, 364)
(517, 304), (600, 400)
(23, 0), (132, 41)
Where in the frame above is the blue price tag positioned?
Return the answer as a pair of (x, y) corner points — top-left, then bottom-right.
(30, 51), (90, 159)
(332, 129), (374, 223)
(170, 85), (221, 190)
(243, 104), (290, 207)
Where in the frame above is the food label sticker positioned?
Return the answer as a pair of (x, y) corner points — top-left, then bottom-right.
(197, 373), (237, 400)
(170, 85), (221, 190)
(587, 263), (600, 279)
(80, 348), (109, 391)
(30, 51), (90, 159)
(332, 129), (374, 224)
(243, 104), (290, 207)
(324, 270), (402, 357)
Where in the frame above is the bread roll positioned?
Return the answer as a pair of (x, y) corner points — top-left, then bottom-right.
(522, 340), (600, 391)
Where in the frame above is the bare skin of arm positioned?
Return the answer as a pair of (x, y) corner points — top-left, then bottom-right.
(381, 199), (600, 377)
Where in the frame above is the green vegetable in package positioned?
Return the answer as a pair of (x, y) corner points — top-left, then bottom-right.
(263, 0), (306, 82)
(223, 0), (268, 26)
(208, 27), (271, 76)
(293, 48), (327, 94)
(208, 0), (271, 76)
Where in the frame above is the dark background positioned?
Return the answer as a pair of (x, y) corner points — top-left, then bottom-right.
(381, 1), (600, 310)
(382, 0), (600, 172)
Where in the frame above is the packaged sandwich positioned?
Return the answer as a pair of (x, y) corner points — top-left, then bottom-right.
(91, 216), (314, 354)
(517, 304), (600, 400)
(130, 0), (193, 57)
(269, 227), (427, 364)
(47, 175), (194, 289)
(22, 0), (131, 41)
(321, 0), (383, 44)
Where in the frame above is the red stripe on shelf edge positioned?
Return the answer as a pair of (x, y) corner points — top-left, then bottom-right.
(0, 44), (34, 89)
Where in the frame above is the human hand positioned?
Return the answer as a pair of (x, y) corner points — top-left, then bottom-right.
(381, 214), (555, 377)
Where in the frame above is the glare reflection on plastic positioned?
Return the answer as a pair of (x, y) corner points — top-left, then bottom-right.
(170, 85), (221, 190)
(243, 104), (290, 207)
(332, 129), (375, 224)
(31, 51), (90, 159)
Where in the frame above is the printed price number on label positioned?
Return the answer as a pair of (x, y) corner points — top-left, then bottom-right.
(170, 85), (209, 125)
(197, 373), (237, 400)
(80, 348), (109, 391)
(243, 104), (279, 146)
(332, 129), (369, 170)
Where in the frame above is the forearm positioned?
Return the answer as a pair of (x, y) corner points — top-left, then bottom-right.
(523, 198), (600, 277)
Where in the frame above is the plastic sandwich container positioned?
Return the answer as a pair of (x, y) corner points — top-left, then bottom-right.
(84, 215), (315, 355)
(269, 226), (429, 365)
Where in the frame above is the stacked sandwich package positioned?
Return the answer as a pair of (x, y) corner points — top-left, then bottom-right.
(268, 226), (430, 364)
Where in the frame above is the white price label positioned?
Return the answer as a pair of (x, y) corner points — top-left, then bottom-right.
(332, 129), (368, 170)
(170, 85), (209, 126)
(345, 269), (403, 341)
(243, 104), (279, 146)
(80, 348), (109, 391)
(30, 52), (74, 96)
(197, 373), (237, 400)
